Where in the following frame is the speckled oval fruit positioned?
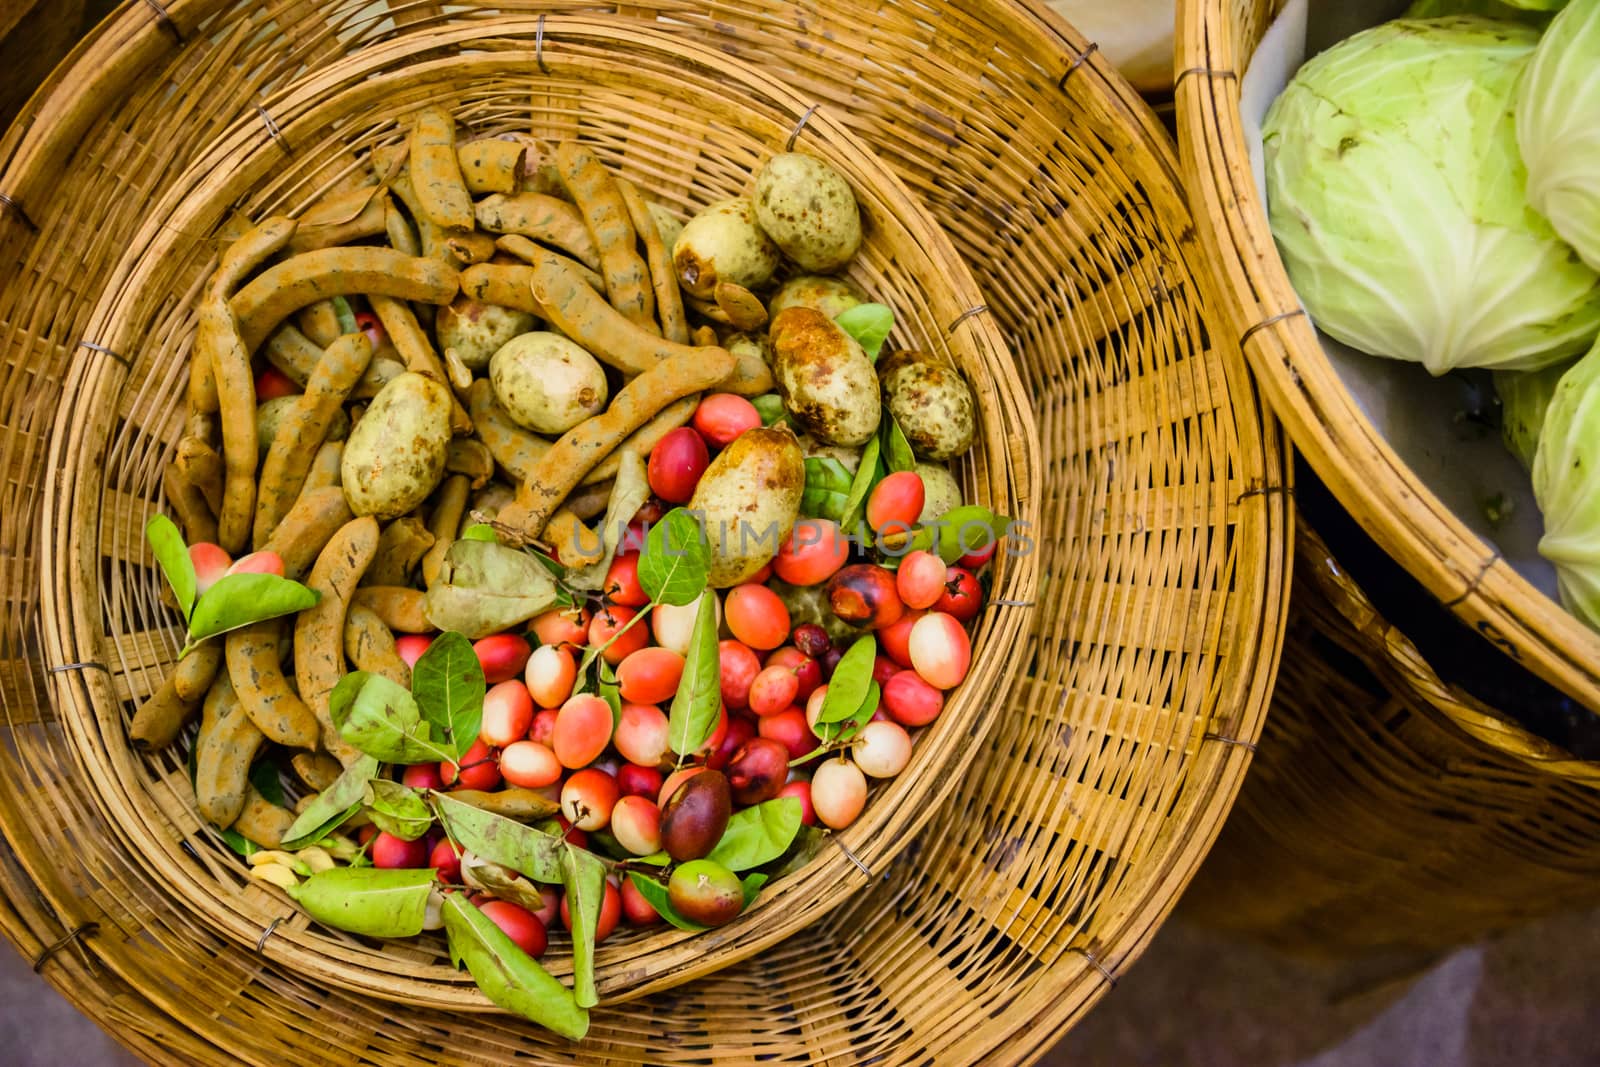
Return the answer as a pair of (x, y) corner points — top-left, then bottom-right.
(878, 349), (976, 461)
(753, 153), (863, 273)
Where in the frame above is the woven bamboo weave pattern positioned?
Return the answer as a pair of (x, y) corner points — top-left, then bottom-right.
(1, 1), (1287, 1061)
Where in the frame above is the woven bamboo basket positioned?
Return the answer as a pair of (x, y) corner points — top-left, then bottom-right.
(1, 0), (1289, 1061)
(1175, 0), (1600, 958)
(1176, 0), (1600, 710)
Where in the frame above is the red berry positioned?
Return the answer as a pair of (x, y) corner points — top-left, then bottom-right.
(778, 780), (816, 826)
(865, 471), (925, 535)
(429, 837), (462, 883)
(621, 877), (664, 926)
(354, 310), (387, 350)
(589, 605), (648, 664)
(474, 634), (532, 684)
(883, 666), (944, 727)
(692, 393), (762, 448)
(401, 763), (444, 791)
(871, 655), (901, 687)
(561, 881), (622, 943)
(617, 762), (665, 799)
(706, 714), (757, 772)
(748, 665), (801, 717)
(725, 584), (790, 650)
(791, 623), (831, 660)
(935, 567), (983, 623)
(773, 519), (850, 587)
(604, 552), (649, 607)
(758, 707), (817, 761)
(480, 899), (547, 958)
(442, 739), (502, 791)
(719, 639), (762, 710)
(647, 427), (710, 503)
(395, 634), (433, 668)
(896, 550), (948, 611)
(879, 610), (924, 669)
(371, 831), (429, 869)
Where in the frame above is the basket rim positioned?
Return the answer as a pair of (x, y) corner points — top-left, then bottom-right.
(38, 22), (1041, 1011)
(1175, 0), (1600, 718)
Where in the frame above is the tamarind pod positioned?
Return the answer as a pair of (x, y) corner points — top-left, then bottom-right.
(297, 299), (344, 348)
(227, 619), (321, 749)
(446, 231), (497, 267)
(685, 293), (733, 326)
(383, 193), (421, 257)
(198, 295), (257, 554)
(471, 482), (516, 522)
(253, 333), (375, 546)
(344, 603), (411, 688)
(410, 106), (474, 231)
(617, 176), (688, 344)
(692, 324), (718, 347)
(230, 248), (458, 353)
(421, 475), (471, 588)
(387, 169), (450, 261)
(175, 434), (224, 516)
(565, 479), (613, 522)
(295, 516), (380, 765)
(369, 294), (472, 434)
(497, 347), (735, 540)
(263, 324), (321, 386)
(465, 379), (551, 482)
(457, 262), (545, 316)
(583, 395), (698, 488)
(445, 438), (494, 489)
(232, 787), (296, 849)
(163, 465), (218, 546)
(545, 509), (605, 566)
(492, 235), (605, 292)
(362, 517), (434, 588)
(299, 441), (345, 496)
(457, 140), (526, 196)
(291, 752), (343, 793)
(195, 670), (266, 829)
(474, 193), (599, 269)
(349, 586), (432, 634)
(191, 216), (299, 415)
(445, 789), (561, 821)
(173, 638), (223, 703)
(529, 248), (771, 393)
(553, 140), (653, 329)
(129, 673), (200, 750)
(351, 356), (407, 400)
(713, 281), (768, 331)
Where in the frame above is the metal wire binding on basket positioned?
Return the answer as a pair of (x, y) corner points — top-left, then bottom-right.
(1175, 0), (1600, 962)
(1, 0), (1287, 1062)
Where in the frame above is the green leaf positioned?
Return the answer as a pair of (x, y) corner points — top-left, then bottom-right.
(285, 866), (434, 938)
(834, 303), (894, 362)
(598, 676), (622, 731)
(443, 893), (588, 1039)
(187, 572), (319, 642)
(146, 514), (196, 622)
(706, 797), (803, 871)
(765, 824), (827, 880)
(561, 843), (607, 1009)
(365, 780), (433, 841)
(817, 635), (877, 724)
(626, 872), (707, 932)
(800, 457), (854, 522)
(411, 631), (486, 761)
(838, 435), (882, 533)
(459, 853), (550, 914)
(564, 450), (651, 593)
(667, 590), (721, 757)
(249, 759), (286, 807)
(934, 505), (1010, 565)
(432, 792), (565, 883)
(281, 755), (379, 850)
(424, 540), (562, 639)
(330, 671), (454, 765)
(812, 680), (877, 745)
(750, 393), (789, 426)
(740, 871), (769, 908)
(330, 295), (359, 335)
(638, 507), (710, 606)
(461, 523), (498, 543)
(881, 412), (916, 474)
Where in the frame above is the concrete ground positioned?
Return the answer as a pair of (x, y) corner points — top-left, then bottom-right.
(2, 905), (1595, 1064)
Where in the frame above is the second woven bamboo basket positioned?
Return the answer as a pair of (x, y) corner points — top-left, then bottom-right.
(1177, 0), (1600, 961)
(0, 0), (1289, 1060)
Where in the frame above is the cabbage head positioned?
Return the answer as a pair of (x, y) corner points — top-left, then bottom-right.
(1517, 0), (1600, 272)
(1495, 359), (1573, 469)
(1532, 335), (1600, 630)
(1263, 18), (1600, 376)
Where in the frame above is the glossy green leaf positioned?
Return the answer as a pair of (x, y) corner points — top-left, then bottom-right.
(598, 675), (622, 731)
(411, 631), (486, 762)
(626, 872), (707, 932)
(461, 523), (498, 543)
(740, 871), (769, 908)
(146, 514), (196, 622)
(424, 540), (562, 639)
(432, 792), (565, 883)
(751, 393), (789, 426)
(838, 435), (882, 533)
(561, 844), (607, 1009)
(667, 590), (721, 757)
(281, 755), (378, 850)
(219, 828), (258, 858)
(249, 759), (286, 807)
(286, 866), (434, 939)
(811, 680), (877, 745)
(800, 457), (853, 522)
(187, 573), (319, 642)
(365, 780), (433, 841)
(330, 671), (453, 765)
(706, 797), (803, 871)
(834, 303), (894, 362)
(765, 825), (827, 880)
(881, 412), (916, 474)
(565, 450), (651, 593)
(817, 635), (877, 724)
(934, 505), (1010, 565)
(442, 893), (589, 1040)
(638, 508), (709, 606)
